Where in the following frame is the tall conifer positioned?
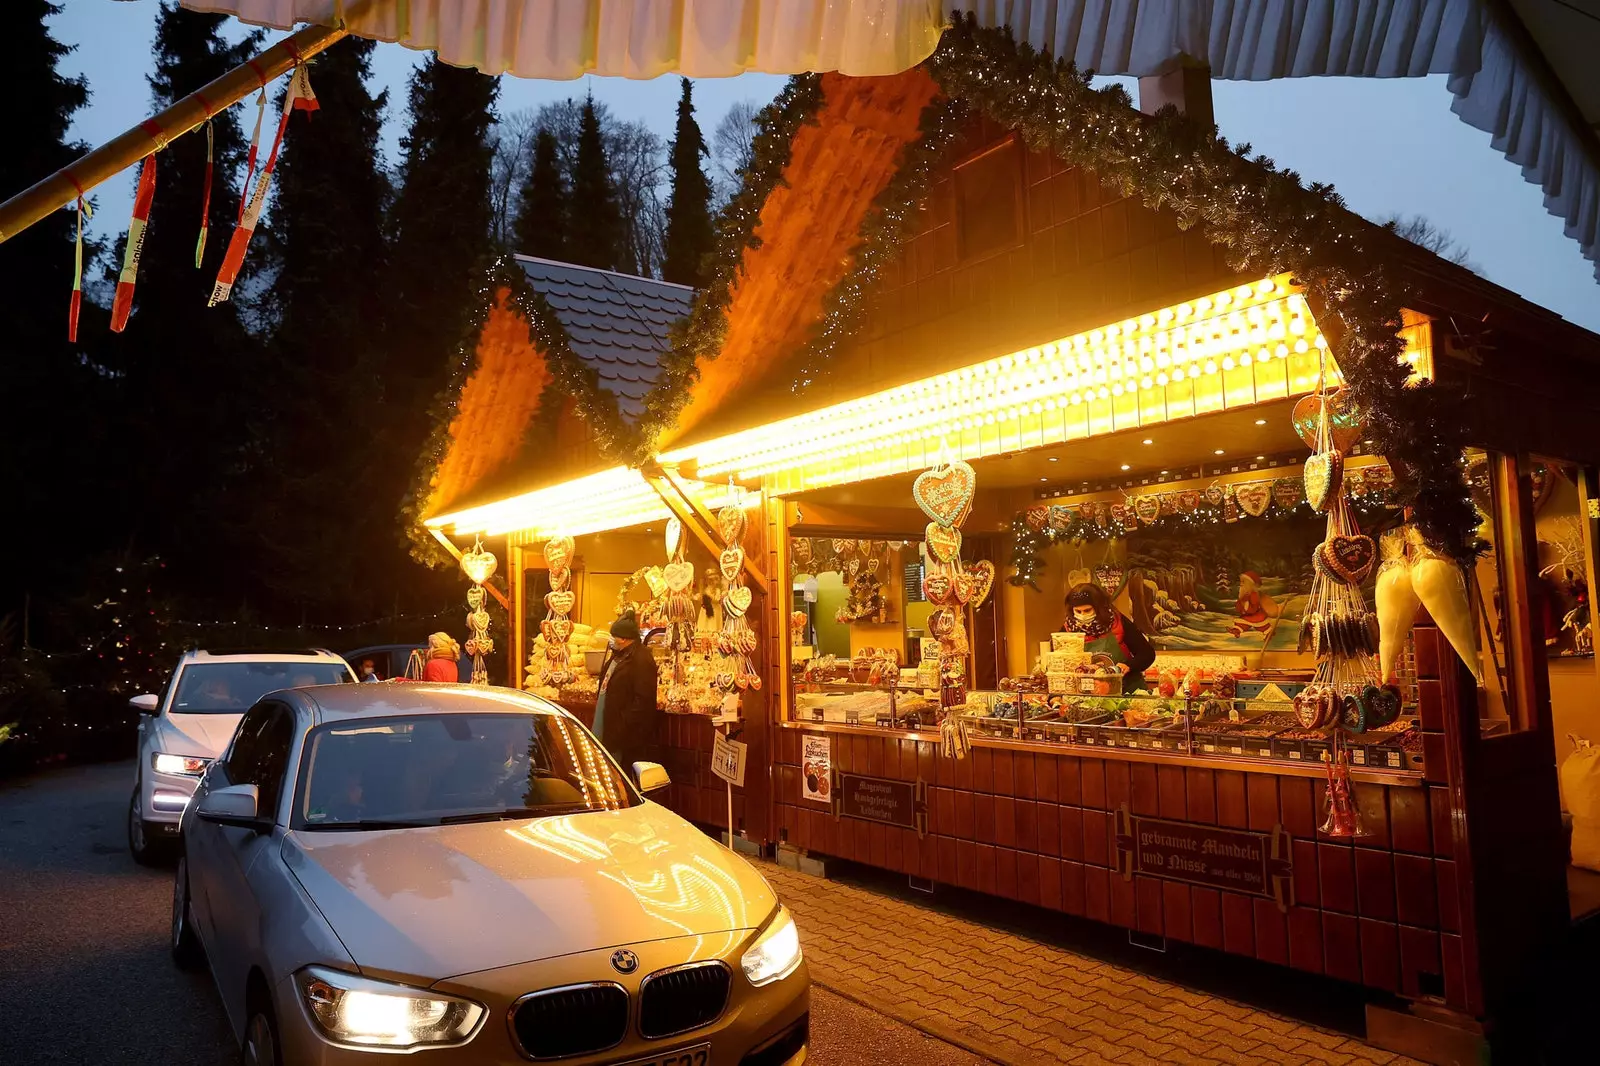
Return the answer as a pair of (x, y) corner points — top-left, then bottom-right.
(566, 96), (623, 271)
(512, 128), (567, 259)
(661, 79), (714, 287)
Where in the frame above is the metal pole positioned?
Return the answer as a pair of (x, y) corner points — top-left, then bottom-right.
(0, 21), (349, 245)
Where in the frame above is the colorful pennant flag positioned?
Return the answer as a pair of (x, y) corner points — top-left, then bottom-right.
(238, 88), (265, 224)
(68, 193), (93, 342)
(110, 154), (158, 333)
(210, 66), (316, 307)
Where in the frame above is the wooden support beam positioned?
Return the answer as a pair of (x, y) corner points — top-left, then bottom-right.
(643, 465), (772, 591)
(0, 18), (355, 243)
(429, 529), (510, 610)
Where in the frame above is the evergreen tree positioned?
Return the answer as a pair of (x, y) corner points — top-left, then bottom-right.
(240, 37), (403, 616)
(0, 3), (111, 619)
(566, 95), (623, 271)
(661, 78), (714, 287)
(95, 3), (263, 603)
(388, 54), (498, 439)
(512, 128), (568, 259)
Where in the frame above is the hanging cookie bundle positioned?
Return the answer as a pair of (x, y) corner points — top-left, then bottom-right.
(912, 451), (994, 713)
(711, 495), (759, 714)
(529, 535), (577, 688)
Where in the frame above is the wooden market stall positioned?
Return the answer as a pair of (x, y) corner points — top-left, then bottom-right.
(417, 28), (1600, 1062)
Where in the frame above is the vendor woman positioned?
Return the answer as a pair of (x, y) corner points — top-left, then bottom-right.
(1064, 582), (1155, 691)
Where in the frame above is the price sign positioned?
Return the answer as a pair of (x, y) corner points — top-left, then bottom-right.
(710, 733), (747, 788)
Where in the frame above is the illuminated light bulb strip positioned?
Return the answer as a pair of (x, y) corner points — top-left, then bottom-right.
(663, 275), (1345, 493)
(427, 466), (737, 541)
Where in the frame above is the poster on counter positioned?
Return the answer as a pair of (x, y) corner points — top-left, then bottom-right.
(801, 735), (831, 803)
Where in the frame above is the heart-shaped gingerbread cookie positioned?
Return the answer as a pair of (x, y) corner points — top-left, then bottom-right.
(720, 547), (744, 583)
(460, 545), (497, 585)
(1304, 451), (1342, 512)
(1133, 495), (1161, 524)
(1273, 478), (1303, 512)
(926, 522), (962, 563)
(664, 517), (683, 560)
(966, 560), (996, 609)
(723, 585), (753, 618)
(912, 460), (977, 528)
(545, 590), (575, 616)
(1235, 482), (1272, 517)
(663, 560), (694, 593)
(922, 570), (955, 605)
(547, 564), (571, 592)
(543, 535), (575, 571)
(1320, 534), (1376, 584)
(1292, 389), (1364, 453)
(717, 503), (746, 545)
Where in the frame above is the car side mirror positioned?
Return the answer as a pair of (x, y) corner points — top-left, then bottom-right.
(196, 784), (269, 831)
(633, 762), (670, 793)
(129, 693), (159, 714)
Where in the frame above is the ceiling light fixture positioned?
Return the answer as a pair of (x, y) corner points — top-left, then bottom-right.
(1254, 418), (1267, 426)
(1120, 464), (1131, 471)
(1214, 449), (1225, 455)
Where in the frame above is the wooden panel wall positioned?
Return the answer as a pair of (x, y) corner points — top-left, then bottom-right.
(773, 728), (1465, 1011)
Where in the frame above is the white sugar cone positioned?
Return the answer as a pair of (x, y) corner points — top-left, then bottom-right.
(1376, 563), (1421, 682)
(1412, 555), (1483, 683)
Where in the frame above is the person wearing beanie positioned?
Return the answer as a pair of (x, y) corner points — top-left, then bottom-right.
(423, 632), (462, 683)
(592, 610), (659, 779)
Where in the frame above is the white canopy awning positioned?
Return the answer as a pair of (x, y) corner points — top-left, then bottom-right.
(25, 2), (1563, 288)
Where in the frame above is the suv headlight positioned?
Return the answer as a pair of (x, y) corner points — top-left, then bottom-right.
(152, 752), (209, 776)
(294, 967), (484, 1049)
(740, 906), (802, 987)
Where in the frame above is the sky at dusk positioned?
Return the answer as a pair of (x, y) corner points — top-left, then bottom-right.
(46, 0), (1599, 333)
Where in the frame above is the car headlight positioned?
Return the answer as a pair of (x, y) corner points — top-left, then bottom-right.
(741, 906), (802, 987)
(294, 967), (484, 1049)
(152, 752), (209, 776)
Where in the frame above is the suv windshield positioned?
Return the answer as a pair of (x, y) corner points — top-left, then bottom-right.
(294, 712), (639, 830)
(172, 661), (352, 713)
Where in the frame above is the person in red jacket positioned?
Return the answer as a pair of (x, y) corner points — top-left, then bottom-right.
(422, 632), (462, 683)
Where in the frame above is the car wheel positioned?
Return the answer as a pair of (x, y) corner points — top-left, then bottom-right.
(243, 1003), (281, 1066)
(170, 854), (203, 970)
(128, 784), (163, 866)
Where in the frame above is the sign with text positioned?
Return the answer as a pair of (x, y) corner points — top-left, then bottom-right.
(835, 773), (926, 837)
(710, 733), (747, 788)
(1114, 807), (1293, 911)
(801, 735), (832, 803)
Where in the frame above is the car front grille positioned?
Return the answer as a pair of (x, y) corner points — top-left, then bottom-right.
(510, 983), (629, 1060)
(638, 962), (732, 1040)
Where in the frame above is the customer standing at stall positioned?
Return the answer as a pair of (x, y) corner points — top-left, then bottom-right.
(592, 611), (660, 776)
(422, 632), (462, 683)
(1064, 582), (1155, 692)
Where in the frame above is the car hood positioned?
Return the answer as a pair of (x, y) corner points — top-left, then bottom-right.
(154, 712), (243, 759)
(283, 802), (776, 981)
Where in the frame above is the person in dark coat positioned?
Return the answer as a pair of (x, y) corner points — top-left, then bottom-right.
(1063, 582), (1156, 691)
(592, 612), (660, 780)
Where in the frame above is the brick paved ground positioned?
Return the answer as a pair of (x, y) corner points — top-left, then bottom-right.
(761, 860), (1423, 1066)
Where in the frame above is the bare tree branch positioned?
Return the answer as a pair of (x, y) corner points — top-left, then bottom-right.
(711, 99), (760, 204)
(1383, 214), (1479, 274)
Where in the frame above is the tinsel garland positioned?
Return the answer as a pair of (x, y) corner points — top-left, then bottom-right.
(784, 17), (1480, 565)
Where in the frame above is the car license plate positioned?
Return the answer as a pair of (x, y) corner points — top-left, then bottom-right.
(615, 1043), (711, 1066)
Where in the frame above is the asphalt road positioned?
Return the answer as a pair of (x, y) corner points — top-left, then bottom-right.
(0, 760), (988, 1066)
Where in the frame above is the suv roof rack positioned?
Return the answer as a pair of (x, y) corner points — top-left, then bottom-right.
(189, 647), (336, 658)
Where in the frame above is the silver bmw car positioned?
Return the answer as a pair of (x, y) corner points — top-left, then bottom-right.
(175, 684), (808, 1065)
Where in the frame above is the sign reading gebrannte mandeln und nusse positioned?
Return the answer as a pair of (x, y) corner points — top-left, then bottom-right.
(1114, 807), (1293, 909)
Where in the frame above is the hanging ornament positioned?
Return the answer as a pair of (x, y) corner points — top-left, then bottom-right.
(912, 450), (977, 528)
(528, 533), (576, 688)
(238, 87), (266, 224)
(459, 537), (497, 686)
(1320, 741), (1367, 838)
(712, 484), (760, 708)
(110, 152), (157, 333)
(67, 192), (92, 342)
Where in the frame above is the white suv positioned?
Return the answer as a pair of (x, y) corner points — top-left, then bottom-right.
(128, 648), (355, 863)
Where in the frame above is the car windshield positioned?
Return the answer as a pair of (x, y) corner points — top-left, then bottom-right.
(294, 712), (639, 830)
(172, 661), (352, 713)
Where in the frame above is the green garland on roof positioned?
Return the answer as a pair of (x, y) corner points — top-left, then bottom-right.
(629, 74), (826, 460)
(782, 17), (1480, 565)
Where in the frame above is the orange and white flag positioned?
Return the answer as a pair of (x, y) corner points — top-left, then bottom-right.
(110, 154), (157, 333)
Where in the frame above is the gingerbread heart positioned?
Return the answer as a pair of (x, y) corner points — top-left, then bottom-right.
(547, 564), (571, 592)
(967, 560), (996, 608)
(724, 585), (753, 618)
(468, 608), (491, 633)
(951, 570), (974, 606)
(791, 537), (813, 566)
(928, 608), (958, 640)
(1304, 451), (1342, 512)
(1292, 389), (1364, 453)
(460, 545), (497, 586)
(1204, 485), (1225, 507)
(1024, 507), (1049, 531)
(545, 590), (575, 616)
(1134, 495), (1161, 524)
(717, 547), (743, 584)
(1363, 684), (1402, 728)
(1236, 482), (1272, 517)
(845, 556), (861, 580)
(922, 570), (956, 605)
(1175, 490), (1200, 514)
(912, 459), (977, 528)
(1321, 534), (1376, 584)
(541, 617), (573, 643)
(543, 535), (575, 571)
(717, 503), (746, 545)
(664, 517), (683, 560)
(663, 560), (694, 593)
(1272, 478), (1303, 512)
(926, 522), (962, 563)
(643, 567), (667, 598)
(1049, 505), (1073, 530)
(1094, 563), (1125, 596)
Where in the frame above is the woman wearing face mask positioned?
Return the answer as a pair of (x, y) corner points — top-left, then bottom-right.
(1063, 582), (1155, 692)
(591, 611), (660, 778)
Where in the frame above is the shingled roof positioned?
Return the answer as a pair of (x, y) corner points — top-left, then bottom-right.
(514, 255), (694, 421)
